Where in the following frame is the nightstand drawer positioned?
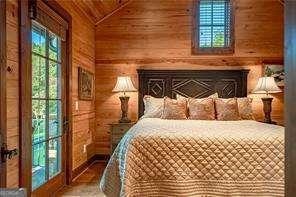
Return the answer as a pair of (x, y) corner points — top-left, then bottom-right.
(109, 122), (135, 153)
(112, 125), (131, 133)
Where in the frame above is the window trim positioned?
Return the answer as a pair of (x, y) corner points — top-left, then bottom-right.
(192, 0), (235, 55)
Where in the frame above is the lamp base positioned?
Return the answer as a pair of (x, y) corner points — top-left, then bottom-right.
(119, 96), (131, 123)
(261, 97), (273, 124)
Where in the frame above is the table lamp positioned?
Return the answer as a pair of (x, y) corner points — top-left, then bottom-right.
(112, 76), (137, 123)
(253, 76), (282, 124)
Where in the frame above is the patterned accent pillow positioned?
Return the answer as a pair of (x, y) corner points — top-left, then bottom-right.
(237, 97), (255, 120)
(142, 95), (164, 119)
(161, 97), (187, 119)
(215, 98), (240, 121)
(188, 98), (215, 120)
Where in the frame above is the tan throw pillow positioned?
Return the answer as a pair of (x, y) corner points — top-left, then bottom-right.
(188, 98), (215, 120)
(142, 95), (164, 119)
(237, 97), (255, 120)
(215, 98), (240, 121)
(161, 97), (187, 119)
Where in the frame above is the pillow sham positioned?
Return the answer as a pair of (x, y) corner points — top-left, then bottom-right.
(215, 98), (240, 121)
(142, 95), (164, 118)
(188, 98), (215, 120)
(161, 97), (187, 119)
(237, 97), (255, 120)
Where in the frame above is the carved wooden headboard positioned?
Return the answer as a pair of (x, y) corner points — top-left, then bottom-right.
(137, 69), (249, 117)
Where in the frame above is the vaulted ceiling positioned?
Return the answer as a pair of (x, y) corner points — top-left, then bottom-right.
(72, 0), (131, 25)
(73, 0), (284, 25)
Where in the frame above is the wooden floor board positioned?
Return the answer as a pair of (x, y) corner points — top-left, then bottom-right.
(55, 161), (107, 197)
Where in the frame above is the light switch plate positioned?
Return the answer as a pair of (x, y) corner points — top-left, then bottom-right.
(75, 101), (79, 111)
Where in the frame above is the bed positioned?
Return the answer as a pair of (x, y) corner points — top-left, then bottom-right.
(100, 70), (284, 197)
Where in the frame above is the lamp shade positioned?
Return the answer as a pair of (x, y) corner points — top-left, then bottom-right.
(252, 76), (282, 94)
(112, 76), (137, 93)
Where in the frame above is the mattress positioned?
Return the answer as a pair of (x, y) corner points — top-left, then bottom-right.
(100, 118), (284, 197)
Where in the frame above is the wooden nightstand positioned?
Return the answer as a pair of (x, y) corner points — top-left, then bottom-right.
(109, 122), (135, 154)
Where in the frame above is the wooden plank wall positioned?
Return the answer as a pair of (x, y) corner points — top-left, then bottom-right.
(94, 0), (284, 154)
(3, 0), (284, 186)
(56, 1), (96, 170)
(6, 0), (19, 187)
(5, 0), (97, 187)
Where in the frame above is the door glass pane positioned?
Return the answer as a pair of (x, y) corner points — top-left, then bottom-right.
(31, 21), (63, 190)
(49, 138), (61, 178)
(49, 100), (61, 138)
(32, 23), (46, 56)
(49, 61), (61, 99)
(32, 142), (46, 189)
(32, 55), (46, 98)
(32, 100), (46, 144)
(48, 31), (61, 62)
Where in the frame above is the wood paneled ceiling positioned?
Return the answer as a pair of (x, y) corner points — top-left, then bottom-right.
(73, 0), (284, 25)
(72, 0), (131, 25)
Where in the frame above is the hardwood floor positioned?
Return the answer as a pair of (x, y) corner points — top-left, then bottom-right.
(55, 161), (107, 197)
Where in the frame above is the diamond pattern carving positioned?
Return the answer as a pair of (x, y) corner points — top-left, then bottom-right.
(151, 83), (162, 95)
(138, 70), (249, 116)
(172, 79), (214, 98)
(217, 80), (237, 98)
(147, 79), (165, 97)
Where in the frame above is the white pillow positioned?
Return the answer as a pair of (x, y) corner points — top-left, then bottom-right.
(141, 95), (164, 119)
(208, 92), (219, 99)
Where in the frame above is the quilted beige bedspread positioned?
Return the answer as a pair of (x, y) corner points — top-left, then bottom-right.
(100, 118), (284, 197)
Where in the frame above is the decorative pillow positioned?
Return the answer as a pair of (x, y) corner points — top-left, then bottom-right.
(215, 98), (240, 121)
(237, 97), (255, 120)
(176, 94), (187, 101)
(208, 92), (219, 99)
(188, 98), (215, 120)
(161, 97), (187, 119)
(142, 95), (164, 118)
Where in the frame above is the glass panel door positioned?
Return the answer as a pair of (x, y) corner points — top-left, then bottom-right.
(31, 21), (63, 190)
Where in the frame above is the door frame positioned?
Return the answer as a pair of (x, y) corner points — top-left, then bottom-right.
(19, 0), (72, 195)
(0, 0), (7, 188)
(285, 1), (296, 196)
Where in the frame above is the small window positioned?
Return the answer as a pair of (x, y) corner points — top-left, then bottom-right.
(192, 0), (234, 54)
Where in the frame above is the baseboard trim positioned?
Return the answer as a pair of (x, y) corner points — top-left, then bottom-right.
(72, 154), (110, 180)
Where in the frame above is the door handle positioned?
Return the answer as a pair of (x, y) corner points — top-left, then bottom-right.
(1, 143), (18, 163)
